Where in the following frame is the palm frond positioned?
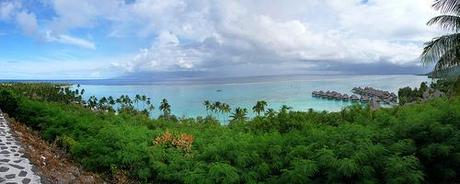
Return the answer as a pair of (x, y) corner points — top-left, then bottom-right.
(433, 0), (460, 14)
(428, 15), (460, 31)
(421, 33), (460, 65)
(433, 46), (460, 75)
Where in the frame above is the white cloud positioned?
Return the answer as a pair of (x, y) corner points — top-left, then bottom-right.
(0, 0), (97, 49)
(107, 0), (440, 73)
(330, 0), (438, 40)
(0, 1), (40, 37)
(120, 31), (208, 72)
(0, 1), (19, 20)
(15, 11), (38, 36)
(47, 0), (123, 33)
(45, 32), (96, 49)
(0, 0), (443, 75)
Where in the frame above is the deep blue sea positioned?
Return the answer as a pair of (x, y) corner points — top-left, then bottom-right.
(70, 74), (429, 119)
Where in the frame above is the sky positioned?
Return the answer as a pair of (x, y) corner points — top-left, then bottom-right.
(0, 0), (444, 79)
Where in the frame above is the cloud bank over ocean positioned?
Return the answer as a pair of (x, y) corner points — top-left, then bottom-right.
(0, 0), (440, 79)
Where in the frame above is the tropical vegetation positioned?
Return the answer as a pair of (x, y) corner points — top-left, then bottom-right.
(0, 82), (459, 183)
(1, 1), (460, 183)
(422, 0), (460, 76)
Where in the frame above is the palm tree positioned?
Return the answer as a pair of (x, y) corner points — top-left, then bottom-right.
(117, 95), (134, 112)
(88, 96), (98, 110)
(148, 104), (155, 113)
(221, 103), (231, 121)
(108, 96), (115, 106)
(116, 96), (122, 105)
(98, 96), (108, 111)
(203, 100), (211, 115)
(280, 105), (292, 113)
(265, 108), (276, 118)
(141, 95), (147, 109)
(159, 98), (171, 118)
(421, 0), (460, 76)
(230, 107), (248, 121)
(134, 94), (141, 109)
(252, 100), (268, 116)
(213, 101), (222, 117)
(144, 97), (153, 113)
(125, 95), (133, 109)
(107, 96), (116, 112)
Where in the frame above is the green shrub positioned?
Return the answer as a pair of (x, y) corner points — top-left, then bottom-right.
(0, 90), (19, 116)
(1, 83), (460, 183)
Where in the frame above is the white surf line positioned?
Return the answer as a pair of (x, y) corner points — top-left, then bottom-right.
(0, 112), (41, 184)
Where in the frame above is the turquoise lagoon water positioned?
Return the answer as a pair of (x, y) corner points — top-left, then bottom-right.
(78, 75), (429, 119)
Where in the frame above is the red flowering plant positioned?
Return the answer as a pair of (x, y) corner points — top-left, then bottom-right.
(154, 130), (194, 153)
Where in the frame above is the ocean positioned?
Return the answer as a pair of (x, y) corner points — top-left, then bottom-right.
(74, 74), (430, 119)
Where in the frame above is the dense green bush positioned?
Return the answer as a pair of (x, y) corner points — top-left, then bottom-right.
(0, 84), (459, 183)
(398, 82), (429, 105)
(0, 90), (19, 116)
(399, 78), (460, 105)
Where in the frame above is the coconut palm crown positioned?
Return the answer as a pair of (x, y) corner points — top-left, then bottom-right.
(252, 100), (268, 116)
(159, 98), (171, 117)
(422, 0), (460, 76)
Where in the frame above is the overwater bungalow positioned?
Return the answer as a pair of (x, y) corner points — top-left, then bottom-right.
(325, 91), (333, 99)
(335, 93), (343, 100)
(383, 99), (391, 104)
(350, 95), (359, 101)
(352, 87), (362, 93)
(312, 91), (319, 97)
(313, 87), (397, 104)
(352, 86), (398, 104)
(319, 91), (325, 97)
(342, 94), (349, 101)
(360, 96), (369, 102)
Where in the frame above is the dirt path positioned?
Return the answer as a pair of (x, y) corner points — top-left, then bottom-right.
(0, 113), (41, 183)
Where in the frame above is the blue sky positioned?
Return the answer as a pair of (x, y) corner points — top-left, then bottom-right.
(0, 0), (441, 79)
